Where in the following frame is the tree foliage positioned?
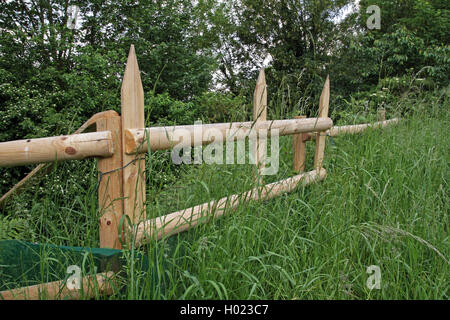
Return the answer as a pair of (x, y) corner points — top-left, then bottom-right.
(335, 0), (450, 91)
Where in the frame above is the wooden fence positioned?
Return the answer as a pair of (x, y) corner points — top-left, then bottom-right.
(0, 46), (399, 299)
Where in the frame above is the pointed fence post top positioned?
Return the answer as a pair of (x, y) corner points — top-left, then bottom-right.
(254, 69), (266, 97)
(123, 45), (140, 83)
(318, 75), (330, 118)
(253, 68), (267, 121)
(255, 68), (266, 85)
(122, 44), (143, 91)
(121, 44), (144, 129)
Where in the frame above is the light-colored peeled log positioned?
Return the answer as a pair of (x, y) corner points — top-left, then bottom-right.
(327, 118), (399, 137)
(0, 272), (116, 300)
(0, 131), (113, 167)
(253, 69), (267, 181)
(314, 76), (330, 170)
(121, 45), (146, 224)
(293, 115), (307, 173)
(133, 168), (326, 246)
(124, 117), (333, 154)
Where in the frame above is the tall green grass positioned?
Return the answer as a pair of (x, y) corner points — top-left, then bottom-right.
(0, 90), (448, 299)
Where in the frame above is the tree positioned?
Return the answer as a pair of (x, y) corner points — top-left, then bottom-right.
(203, 0), (351, 114)
(341, 0), (450, 88)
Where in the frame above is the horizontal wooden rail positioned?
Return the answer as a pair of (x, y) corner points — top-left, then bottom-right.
(132, 168), (326, 246)
(0, 131), (114, 167)
(327, 118), (399, 137)
(124, 117), (333, 154)
(300, 118), (400, 141)
(0, 271), (116, 300)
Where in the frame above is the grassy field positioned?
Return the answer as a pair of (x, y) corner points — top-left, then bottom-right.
(1, 91), (448, 299)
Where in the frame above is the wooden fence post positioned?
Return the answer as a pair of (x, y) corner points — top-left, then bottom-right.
(293, 115), (307, 173)
(97, 112), (124, 249)
(121, 45), (146, 226)
(253, 69), (267, 183)
(314, 76), (330, 171)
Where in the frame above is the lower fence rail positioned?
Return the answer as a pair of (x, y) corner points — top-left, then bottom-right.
(0, 271), (117, 300)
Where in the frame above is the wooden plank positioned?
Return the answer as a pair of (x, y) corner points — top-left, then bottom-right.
(133, 168), (326, 246)
(252, 69), (267, 181)
(313, 76), (330, 171)
(293, 115), (307, 173)
(97, 113), (124, 249)
(0, 111), (118, 207)
(124, 117), (333, 154)
(121, 45), (146, 225)
(0, 131), (113, 167)
(0, 272), (116, 300)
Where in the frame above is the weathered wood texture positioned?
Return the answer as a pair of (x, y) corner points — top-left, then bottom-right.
(121, 45), (146, 224)
(133, 168), (326, 246)
(0, 272), (116, 300)
(97, 113), (124, 249)
(314, 76), (330, 170)
(124, 117), (333, 154)
(293, 115), (307, 173)
(0, 131), (113, 167)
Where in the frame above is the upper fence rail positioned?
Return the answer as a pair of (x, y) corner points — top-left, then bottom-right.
(0, 118), (332, 167)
